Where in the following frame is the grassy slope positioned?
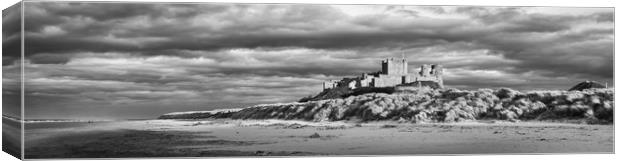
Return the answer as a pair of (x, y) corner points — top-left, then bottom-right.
(160, 88), (613, 124)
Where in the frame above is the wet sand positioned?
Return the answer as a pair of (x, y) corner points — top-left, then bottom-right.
(24, 119), (613, 158)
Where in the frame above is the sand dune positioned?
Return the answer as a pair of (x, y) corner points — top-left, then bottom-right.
(160, 88), (614, 124)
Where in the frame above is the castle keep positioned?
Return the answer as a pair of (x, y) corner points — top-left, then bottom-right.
(323, 57), (443, 90)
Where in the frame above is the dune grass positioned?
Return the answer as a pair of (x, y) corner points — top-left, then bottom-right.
(161, 88), (613, 124)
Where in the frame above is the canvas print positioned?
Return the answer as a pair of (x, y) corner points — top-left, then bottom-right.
(1, 1), (615, 159)
(2, 2), (22, 159)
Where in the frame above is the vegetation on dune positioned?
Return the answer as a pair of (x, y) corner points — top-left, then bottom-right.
(569, 81), (606, 91)
(298, 86), (396, 102)
(160, 88), (614, 124)
(298, 82), (441, 102)
(298, 87), (352, 102)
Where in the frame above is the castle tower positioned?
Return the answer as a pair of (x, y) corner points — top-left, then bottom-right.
(431, 64), (444, 88)
(419, 64), (431, 77)
(431, 64), (443, 76)
(381, 57), (408, 75)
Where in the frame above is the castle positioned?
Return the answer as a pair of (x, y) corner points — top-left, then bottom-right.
(323, 57), (444, 90)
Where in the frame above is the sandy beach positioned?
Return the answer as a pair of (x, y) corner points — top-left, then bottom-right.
(23, 119), (613, 158)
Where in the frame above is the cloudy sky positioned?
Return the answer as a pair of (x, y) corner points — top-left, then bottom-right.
(2, 2), (613, 119)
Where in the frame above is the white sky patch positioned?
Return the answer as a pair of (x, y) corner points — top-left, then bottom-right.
(40, 25), (67, 36)
(524, 7), (612, 16)
(64, 54), (219, 76)
(444, 68), (515, 80)
(331, 5), (382, 17)
(97, 34), (169, 47)
(25, 77), (152, 91)
(406, 49), (521, 69)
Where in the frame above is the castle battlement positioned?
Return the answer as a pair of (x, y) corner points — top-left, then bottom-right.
(323, 57), (444, 90)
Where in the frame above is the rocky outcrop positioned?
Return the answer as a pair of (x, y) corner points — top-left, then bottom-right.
(569, 81), (606, 91)
(160, 88), (614, 124)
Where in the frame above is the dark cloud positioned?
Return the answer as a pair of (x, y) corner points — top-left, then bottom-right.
(2, 2), (22, 65)
(2, 3), (22, 118)
(5, 3), (613, 119)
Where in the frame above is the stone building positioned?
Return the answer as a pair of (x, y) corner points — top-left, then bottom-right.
(323, 57), (443, 90)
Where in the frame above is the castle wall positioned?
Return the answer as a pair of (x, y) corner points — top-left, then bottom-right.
(420, 64), (431, 77)
(323, 57), (444, 91)
(403, 75), (412, 84)
(359, 76), (373, 87)
(323, 81), (338, 90)
(431, 64), (443, 76)
(431, 64), (444, 88)
(415, 76), (439, 82)
(373, 75), (404, 87)
(381, 62), (388, 75)
(348, 81), (357, 89)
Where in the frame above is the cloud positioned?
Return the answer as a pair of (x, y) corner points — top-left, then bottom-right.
(7, 2), (613, 119)
(22, 52), (330, 104)
(2, 2), (22, 66)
